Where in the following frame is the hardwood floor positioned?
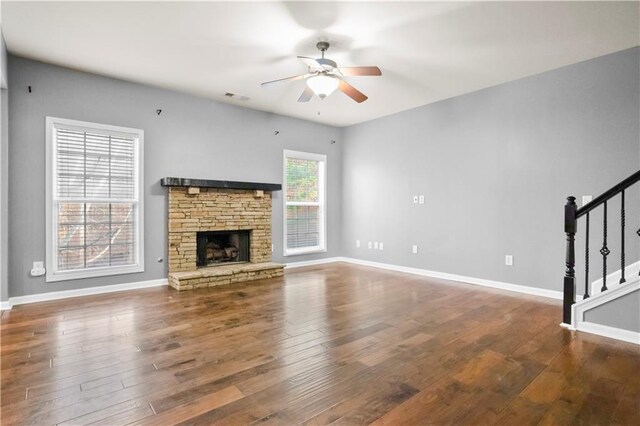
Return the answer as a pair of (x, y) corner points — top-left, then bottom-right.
(1, 263), (638, 425)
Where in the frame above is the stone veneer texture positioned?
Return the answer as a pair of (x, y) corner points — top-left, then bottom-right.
(167, 187), (283, 289)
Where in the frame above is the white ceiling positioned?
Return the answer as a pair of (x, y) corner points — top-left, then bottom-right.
(2, 1), (639, 127)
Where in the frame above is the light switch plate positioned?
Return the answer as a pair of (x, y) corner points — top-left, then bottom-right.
(505, 255), (513, 266)
(412, 245), (418, 254)
(413, 195), (418, 204)
(356, 240), (360, 248)
(379, 242), (384, 250)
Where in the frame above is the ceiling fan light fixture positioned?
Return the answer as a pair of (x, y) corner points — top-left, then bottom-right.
(306, 75), (338, 100)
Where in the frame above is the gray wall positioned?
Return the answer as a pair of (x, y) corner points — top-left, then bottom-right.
(0, 29), (8, 303)
(1, 88), (8, 303)
(342, 47), (640, 296)
(0, 31), (7, 88)
(584, 289), (640, 332)
(8, 55), (343, 297)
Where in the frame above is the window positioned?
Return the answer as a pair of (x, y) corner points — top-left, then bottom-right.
(283, 150), (326, 256)
(46, 117), (144, 282)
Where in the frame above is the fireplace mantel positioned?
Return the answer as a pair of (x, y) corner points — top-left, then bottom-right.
(161, 177), (281, 192)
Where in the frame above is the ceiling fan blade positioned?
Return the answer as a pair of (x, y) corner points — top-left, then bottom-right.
(338, 80), (368, 103)
(298, 87), (314, 102)
(261, 73), (311, 87)
(337, 66), (382, 76)
(297, 56), (323, 69)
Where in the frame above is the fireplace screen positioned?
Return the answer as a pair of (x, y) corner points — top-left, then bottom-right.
(196, 230), (250, 267)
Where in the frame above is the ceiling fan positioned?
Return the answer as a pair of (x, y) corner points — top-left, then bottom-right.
(261, 42), (382, 103)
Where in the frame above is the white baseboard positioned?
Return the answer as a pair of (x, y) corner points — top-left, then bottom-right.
(0, 300), (12, 310)
(339, 257), (564, 300)
(7, 278), (168, 307)
(285, 257), (345, 269)
(576, 321), (640, 345)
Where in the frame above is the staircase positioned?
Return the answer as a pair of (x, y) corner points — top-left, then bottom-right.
(562, 170), (640, 343)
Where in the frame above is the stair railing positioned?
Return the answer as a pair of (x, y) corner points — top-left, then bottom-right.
(563, 170), (640, 325)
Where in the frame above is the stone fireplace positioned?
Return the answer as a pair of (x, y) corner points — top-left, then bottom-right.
(161, 177), (284, 290)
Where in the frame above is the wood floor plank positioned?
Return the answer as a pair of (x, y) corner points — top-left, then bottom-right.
(1, 263), (638, 425)
(135, 385), (244, 425)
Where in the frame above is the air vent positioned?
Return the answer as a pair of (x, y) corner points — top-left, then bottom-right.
(224, 92), (250, 101)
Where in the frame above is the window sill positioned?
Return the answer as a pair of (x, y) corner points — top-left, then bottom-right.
(45, 264), (144, 282)
(283, 247), (327, 257)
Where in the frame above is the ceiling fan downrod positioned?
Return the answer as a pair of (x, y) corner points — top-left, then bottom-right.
(317, 41), (329, 59)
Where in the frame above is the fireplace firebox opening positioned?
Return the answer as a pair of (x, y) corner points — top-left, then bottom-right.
(196, 230), (250, 267)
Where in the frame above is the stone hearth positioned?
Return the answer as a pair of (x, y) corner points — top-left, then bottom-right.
(163, 179), (284, 290)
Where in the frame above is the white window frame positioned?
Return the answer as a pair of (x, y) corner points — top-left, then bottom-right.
(283, 149), (327, 256)
(45, 117), (144, 282)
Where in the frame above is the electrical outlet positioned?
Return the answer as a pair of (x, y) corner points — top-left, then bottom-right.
(356, 240), (360, 248)
(30, 261), (46, 277)
(368, 241), (372, 249)
(379, 242), (384, 250)
(412, 245), (418, 254)
(419, 195), (425, 204)
(505, 255), (513, 266)
(413, 195), (418, 204)
(374, 241), (379, 249)
(582, 195), (593, 206)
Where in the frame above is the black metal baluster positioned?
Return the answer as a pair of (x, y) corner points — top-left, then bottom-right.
(620, 190), (626, 284)
(563, 197), (577, 325)
(600, 200), (610, 292)
(584, 212), (590, 299)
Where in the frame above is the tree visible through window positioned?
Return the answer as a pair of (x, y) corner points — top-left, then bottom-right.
(283, 150), (326, 255)
(46, 117), (144, 282)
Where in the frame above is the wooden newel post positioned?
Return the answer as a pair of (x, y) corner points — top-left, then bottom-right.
(563, 196), (577, 325)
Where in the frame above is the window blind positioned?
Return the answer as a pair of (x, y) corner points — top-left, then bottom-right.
(54, 125), (139, 272)
(56, 129), (135, 199)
